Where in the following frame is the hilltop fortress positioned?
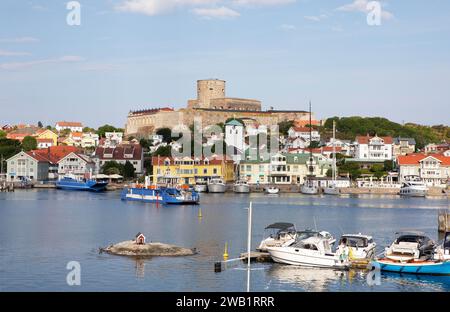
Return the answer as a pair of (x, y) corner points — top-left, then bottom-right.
(125, 79), (315, 137)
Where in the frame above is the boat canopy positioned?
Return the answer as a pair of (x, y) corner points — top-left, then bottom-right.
(340, 235), (368, 248)
(265, 223), (295, 231)
(292, 236), (331, 254)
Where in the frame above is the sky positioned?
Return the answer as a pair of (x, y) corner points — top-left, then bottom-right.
(0, 0), (449, 128)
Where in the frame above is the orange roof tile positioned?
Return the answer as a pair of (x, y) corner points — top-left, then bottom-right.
(356, 135), (393, 144)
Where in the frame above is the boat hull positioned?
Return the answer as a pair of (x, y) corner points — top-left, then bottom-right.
(266, 188), (279, 194)
(301, 185), (319, 195)
(208, 184), (226, 193)
(194, 184), (207, 193)
(399, 188), (427, 197)
(323, 187), (339, 195)
(121, 187), (199, 205)
(234, 184), (250, 193)
(267, 247), (346, 269)
(374, 259), (450, 275)
(56, 180), (108, 192)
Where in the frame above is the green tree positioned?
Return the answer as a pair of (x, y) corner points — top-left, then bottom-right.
(101, 161), (124, 175)
(156, 127), (172, 143)
(60, 128), (71, 137)
(97, 125), (123, 138)
(139, 138), (153, 150)
(338, 162), (361, 180)
(21, 136), (37, 151)
(37, 121), (43, 128)
(123, 161), (136, 179)
(0, 130), (6, 139)
(278, 120), (294, 136)
(46, 125), (52, 130)
(83, 127), (96, 133)
(153, 145), (171, 157)
(0, 138), (22, 172)
(308, 141), (321, 148)
(384, 160), (394, 172)
(144, 158), (153, 175)
(326, 168), (333, 177)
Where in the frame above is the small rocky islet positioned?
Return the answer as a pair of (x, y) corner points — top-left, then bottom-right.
(101, 240), (197, 257)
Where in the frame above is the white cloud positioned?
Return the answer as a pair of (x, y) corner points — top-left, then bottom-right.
(0, 49), (31, 57)
(0, 55), (84, 70)
(304, 14), (327, 22)
(0, 37), (39, 43)
(192, 6), (240, 19)
(232, 0), (295, 6)
(115, 0), (296, 16)
(337, 0), (394, 20)
(115, 0), (219, 16)
(279, 24), (296, 31)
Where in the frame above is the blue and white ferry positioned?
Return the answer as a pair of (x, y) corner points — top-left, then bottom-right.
(56, 175), (108, 192)
(121, 178), (199, 205)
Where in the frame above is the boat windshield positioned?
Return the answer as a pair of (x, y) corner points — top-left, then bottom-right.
(340, 236), (367, 248)
(444, 233), (450, 249)
(396, 234), (428, 244)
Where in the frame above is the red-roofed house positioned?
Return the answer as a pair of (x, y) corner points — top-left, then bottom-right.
(353, 134), (394, 161)
(95, 144), (144, 174)
(397, 153), (450, 186)
(36, 138), (54, 149)
(288, 126), (320, 143)
(6, 151), (50, 182)
(55, 121), (83, 132)
(57, 152), (97, 179)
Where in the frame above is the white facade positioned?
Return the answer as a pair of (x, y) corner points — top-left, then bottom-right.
(326, 138), (352, 156)
(6, 152), (49, 182)
(104, 132), (123, 147)
(353, 135), (393, 161)
(37, 140), (54, 149)
(57, 152), (96, 179)
(398, 155), (450, 187)
(55, 122), (83, 132)
(225, 120), (244, 163)
(288, 126), (320, 143)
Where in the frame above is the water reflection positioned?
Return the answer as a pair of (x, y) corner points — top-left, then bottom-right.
(381, 272), (450, 292)
(267, 264), (348, 291)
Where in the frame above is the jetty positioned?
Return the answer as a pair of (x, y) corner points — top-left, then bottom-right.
(101, 233), (196, 257)
(438, 210), (450, 232)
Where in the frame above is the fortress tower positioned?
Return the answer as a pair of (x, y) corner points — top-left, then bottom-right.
(197, 79), (226, 108)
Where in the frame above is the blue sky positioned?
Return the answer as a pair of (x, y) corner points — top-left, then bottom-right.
(0, 0), (449, 128)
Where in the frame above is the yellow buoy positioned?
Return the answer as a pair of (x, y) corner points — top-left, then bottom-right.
(223, 242), (229, 260)
(198, 208), (203, 218)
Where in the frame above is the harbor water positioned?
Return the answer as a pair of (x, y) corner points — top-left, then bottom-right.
(0, 190), (449, 292)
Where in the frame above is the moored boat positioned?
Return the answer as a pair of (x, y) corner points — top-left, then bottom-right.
(265, 186), (280, 194)
(257, 223), (297, 252)
(399, 176), (427, 197)
(338, 234), (376, 260)
(121, 184), (199, 205)
(385, 231), (435, 262)
(373, 258), (450, 275)
(56, 175), (108, 192)
(208, 177), (226, 193)
(267, 236), (348, 269)
(233, 179), (250, 193)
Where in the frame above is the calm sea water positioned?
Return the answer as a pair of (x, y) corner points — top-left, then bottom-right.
(0, 189), (449, 292)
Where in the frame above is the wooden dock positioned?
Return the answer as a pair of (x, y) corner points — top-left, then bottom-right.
(239, 251), (272, 263)
(438, 210), (450, 232)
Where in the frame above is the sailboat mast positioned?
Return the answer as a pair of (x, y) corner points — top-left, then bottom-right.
(309, 101), (313, 175)
(332, 120), (336, 182)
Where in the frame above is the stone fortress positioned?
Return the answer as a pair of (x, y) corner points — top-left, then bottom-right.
(125, 79), (314, 137)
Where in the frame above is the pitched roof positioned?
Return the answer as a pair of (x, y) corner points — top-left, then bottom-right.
(151, 155), (233, 166)
(397, 153), (450, 166)
(291, 126), (316, 132)
(31, 146), (80, 164)
(356, 135), (393, 144)
(393, 137), (416, 145)
(36, 138), (54, 144)
(225, 119), (243, 127)
(56, 121), (82, 127)
(95, 144), (143, 161)
(25, 151), (51, 162)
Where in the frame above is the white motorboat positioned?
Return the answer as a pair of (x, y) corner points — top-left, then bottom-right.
(434, 231), (450, 261)
(301, 180), (319, 195)
(324, 121), (339, 196)
(338, 234), (376, 260)
(194, 183), (208, 193)
(233, 179), (250, 193)
(208, 177), (226, 193)
(267, 236), (348, 269)
(385, 231), (435, 262)
(265, 186), (280, 194)
(257, 223), (297, 252)
(296, 229), (336, 247)
(399, 176), (427, 197)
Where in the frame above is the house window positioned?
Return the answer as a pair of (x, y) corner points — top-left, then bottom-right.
(213, 168), (218, 175)
(203, 168), (207, 174)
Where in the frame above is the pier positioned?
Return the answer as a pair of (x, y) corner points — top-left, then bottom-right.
(0, 181), (14, 192)
(438, 210), (450, 232)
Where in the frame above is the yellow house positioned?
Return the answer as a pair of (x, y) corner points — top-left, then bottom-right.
(152, 156), (234, 185)
(36, 129), (58, 146)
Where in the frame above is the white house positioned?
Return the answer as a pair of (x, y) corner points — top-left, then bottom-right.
(225, 119), (245, 163)
(397, 153), (450, 187)
(36, 138), (54, 149)
(55, 121), (83, 132)
(95, 144), (144, 174)
(6, 151), (50, 182)
(326, 138), (352, 156)
(353, 135), (393, 161)
(286, 136), (308, 150)
(288, 126), (320, 143)
(103, 132), (123, 147)
(57, 152), (97, 179)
